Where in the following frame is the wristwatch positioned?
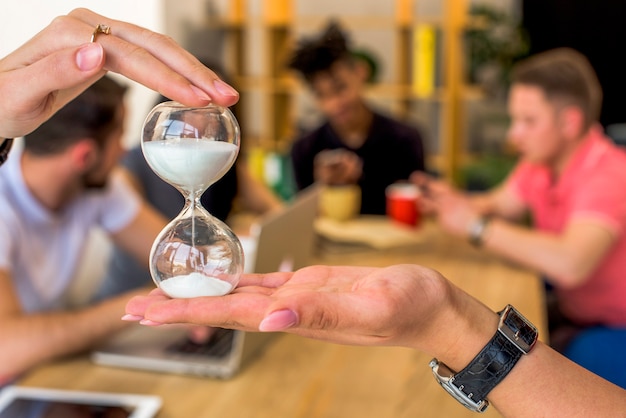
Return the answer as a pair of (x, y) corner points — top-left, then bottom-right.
(0, 138), (13, 166)
(429, 304), (538, 413)
(468, 216), (490, 247)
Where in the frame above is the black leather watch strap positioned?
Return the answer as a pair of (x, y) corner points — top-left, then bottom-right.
(448, 305), (537, 402)
(451, 329), (522, 401)
(430, 305), (538, 412)
(0, 138), (13, 166)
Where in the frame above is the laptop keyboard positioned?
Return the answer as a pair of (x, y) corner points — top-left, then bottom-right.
(165, 328), (235, 359)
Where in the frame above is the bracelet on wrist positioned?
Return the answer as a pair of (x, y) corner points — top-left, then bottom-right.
(468, 216), (491, 247)
(0, 138), (14, 166)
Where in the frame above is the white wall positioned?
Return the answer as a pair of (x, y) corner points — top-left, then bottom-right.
(0, 1), (165, 147)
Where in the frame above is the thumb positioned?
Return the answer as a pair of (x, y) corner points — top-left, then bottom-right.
(257, 294), (380, 346)
(19, 42), (105, 98)
(1, 43), (105, 137)
(258, 292), (345, 333)
(259, 309), (299, 332)
(30, 42), (106, 100)
(75, 42), (107, 72)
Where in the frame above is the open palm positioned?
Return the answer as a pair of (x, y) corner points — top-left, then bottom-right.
(125, 264), (451, 349)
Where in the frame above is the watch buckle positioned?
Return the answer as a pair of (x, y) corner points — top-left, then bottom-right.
(498, 305), (537, 354)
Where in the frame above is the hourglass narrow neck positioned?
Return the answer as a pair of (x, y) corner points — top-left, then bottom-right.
(178, 187), (204, 209)
(180, 192), (213, 219)
(178, 193), (215, 250)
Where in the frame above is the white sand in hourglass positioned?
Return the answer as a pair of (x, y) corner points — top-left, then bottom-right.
(159, 272), (234, 298)
(143, 139), (238, 190)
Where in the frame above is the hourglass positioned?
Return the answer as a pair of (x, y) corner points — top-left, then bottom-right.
(141, 102), (243, 298)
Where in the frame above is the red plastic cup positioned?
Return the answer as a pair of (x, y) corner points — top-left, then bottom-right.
(386, 182), (421, 227)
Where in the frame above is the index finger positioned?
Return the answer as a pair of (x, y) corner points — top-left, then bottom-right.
(68, 8), (239, 107)
(125, 290), (273, 331)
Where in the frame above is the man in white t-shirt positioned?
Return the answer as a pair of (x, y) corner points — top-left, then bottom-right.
(0, 76), (166, 383)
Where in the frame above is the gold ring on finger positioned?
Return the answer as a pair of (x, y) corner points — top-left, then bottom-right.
(90, 24), (111, 43)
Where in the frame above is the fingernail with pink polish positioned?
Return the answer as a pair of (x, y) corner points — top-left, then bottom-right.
(139, 319), (163, 326)
(213, 79), (239, 98)
(121, 314), (143, 322)
(259, 309), (298, 332)
(76, 43), (104, 72)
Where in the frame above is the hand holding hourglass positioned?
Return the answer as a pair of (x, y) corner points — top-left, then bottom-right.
(141, 102), (243, 298)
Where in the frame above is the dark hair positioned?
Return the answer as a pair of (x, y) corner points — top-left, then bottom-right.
(511, 48), (602, 131)
(287, 20), (353, 82)
(24, 75), (127, 155)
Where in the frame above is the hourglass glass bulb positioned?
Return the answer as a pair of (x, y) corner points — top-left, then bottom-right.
(141, 102), (243, 298)
(151, 204), (243, 298)
(142, 103), (240, 194)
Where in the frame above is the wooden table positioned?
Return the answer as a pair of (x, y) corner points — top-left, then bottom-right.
(17, 221), (546, 418)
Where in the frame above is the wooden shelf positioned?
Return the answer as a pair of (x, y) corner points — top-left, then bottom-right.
(235, 79), (483, 102)
(220, 0), (476, 181)
(295, 16), (442, 29)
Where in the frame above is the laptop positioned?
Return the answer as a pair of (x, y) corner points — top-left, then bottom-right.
(246, 184), (320, 274)
(91, 186), (320, 379)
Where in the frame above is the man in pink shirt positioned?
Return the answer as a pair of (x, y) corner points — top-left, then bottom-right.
(414, 48), (626, 388)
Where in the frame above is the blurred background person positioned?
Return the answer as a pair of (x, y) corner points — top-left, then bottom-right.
(413, 48), (626, 389)
(0, 75), (166, 382)
(288, 21), (426, 215)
